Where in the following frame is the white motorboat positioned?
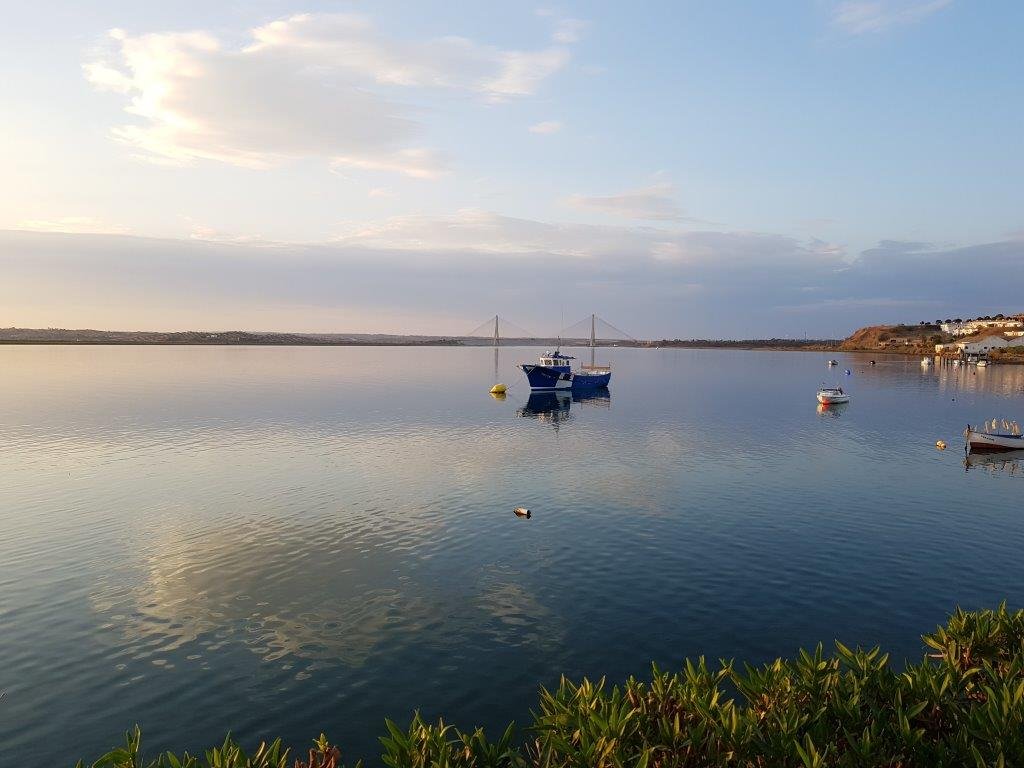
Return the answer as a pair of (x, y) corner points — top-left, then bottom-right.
(921, 356), (932, 367)
(816, 386), (850, 405)
(966, 420), (1024, 453)
(977, 360), (988, 368)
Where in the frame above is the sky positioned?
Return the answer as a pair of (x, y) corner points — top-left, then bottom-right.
(1, 0), (1022, 338)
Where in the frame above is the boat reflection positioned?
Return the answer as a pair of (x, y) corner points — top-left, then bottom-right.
(816, 401), (849, 418)
(964, 450), (1024, 476)
(518, 389), (610, 428)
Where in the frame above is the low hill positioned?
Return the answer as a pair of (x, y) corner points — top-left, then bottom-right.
(840, 323), (946, 353)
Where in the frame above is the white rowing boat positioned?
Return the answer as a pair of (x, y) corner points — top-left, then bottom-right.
(965, 420), (1024, 453)
(817, 387), (850, 405)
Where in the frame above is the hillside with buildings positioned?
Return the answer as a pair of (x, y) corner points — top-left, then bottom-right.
(841, 314), (1024, 358)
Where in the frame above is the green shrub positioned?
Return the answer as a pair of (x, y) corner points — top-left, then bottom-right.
(78, 605), (1024, 767)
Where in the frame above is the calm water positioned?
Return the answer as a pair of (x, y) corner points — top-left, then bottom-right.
(2, 345), (1023, 764)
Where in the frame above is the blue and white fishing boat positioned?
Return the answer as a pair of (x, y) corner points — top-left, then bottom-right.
(520, 350), (611, 391)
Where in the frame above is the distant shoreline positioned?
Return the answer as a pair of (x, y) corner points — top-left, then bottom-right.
(0, 329), (1015, 362)
(0, 327), (843, 348)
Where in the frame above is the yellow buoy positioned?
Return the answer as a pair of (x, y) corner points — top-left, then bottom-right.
(936, 440), (947, 450)
(489, 391), (507, 401)
(489, 383), (507, 394)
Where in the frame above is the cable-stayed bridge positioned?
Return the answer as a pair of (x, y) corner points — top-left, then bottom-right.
(462, 314), (637, 347)
(559, 314), (637, 347)
(463, 314), (637, 385)
(464, 315), (539, 345)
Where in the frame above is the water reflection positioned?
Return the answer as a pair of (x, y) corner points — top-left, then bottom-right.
(965, 450), (1024, 476)
(933, 359), (1024, 397)
(816, 402), (849, 418)
(517, 389), (610, 428)
(89, 510), (566, 675)
(7, 346), (1024, 767)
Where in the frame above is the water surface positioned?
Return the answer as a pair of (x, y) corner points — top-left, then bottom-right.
(1, 346), (1022, 764)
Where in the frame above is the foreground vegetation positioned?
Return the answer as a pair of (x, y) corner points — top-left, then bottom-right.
(79, 605), (1024, 767)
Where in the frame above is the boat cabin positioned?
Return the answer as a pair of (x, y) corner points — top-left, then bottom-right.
(538, 351), (574, 371)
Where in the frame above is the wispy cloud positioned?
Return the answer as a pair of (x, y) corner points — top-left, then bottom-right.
(331, 149), (448, 180)
(84, 13), (573, 173)
(553, 18), (588, 43)
(565, 182), (684, 221)
(529, 120), (563, 134)
(18, 216), (128, 235)
(187, 224), (275, 245)
(831, 0), (953, 35)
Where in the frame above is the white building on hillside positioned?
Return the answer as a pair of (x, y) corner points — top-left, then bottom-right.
(945, 319), (1024, 337)
(956, 334), (1022, 355)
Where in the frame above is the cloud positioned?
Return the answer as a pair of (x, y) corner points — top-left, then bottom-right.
(4, 222), (1020, 339)
(330, 210), (837, 277)
(0, 214), (847, 336)
(831, 0), (953, 35)
(188, 223), (274, 245)
(483, 48), (570, 98)
(870, 239), (936, 253)
(246, 13), (570, 99)
(776, 238), (1024, 324)
(807, 238), (847, 258)
(331, 148), (448, 179)
(84, 13), (572, 172)
(529, 120), (563, 134)
(553, 18), (588, 43)
(565, 182), (685, 221)
(17, 216), (128, 235)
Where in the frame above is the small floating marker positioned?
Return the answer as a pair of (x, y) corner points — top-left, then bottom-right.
(513, 507), (531, 519)
(936, 440), (947, 450)
(489, 383), (507, 394)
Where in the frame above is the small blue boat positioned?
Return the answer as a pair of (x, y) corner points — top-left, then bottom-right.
(520, 350), (611, 391)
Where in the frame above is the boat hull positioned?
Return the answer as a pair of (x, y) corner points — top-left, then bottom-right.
(520, 364), (611, 391)
(817, 393), (850, 405)
(966, 430), (1024, 453)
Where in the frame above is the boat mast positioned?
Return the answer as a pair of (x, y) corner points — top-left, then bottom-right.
(590, 313), (596, 367)
(493, 315), (499, 382)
